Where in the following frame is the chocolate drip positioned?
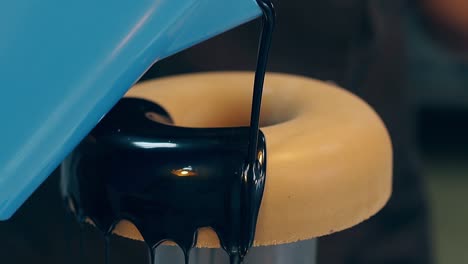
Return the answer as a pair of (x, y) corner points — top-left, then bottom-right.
(61, 0), (275, 263)
(62, 98), (267, 262)
(78, 221), (86, 264)
(104, 235), (111, 264)
(148, 248), (155, 264)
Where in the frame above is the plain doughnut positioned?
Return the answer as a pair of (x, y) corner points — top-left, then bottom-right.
(103, 72), (393, 247)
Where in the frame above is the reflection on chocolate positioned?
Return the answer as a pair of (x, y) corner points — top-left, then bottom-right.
(61, 0), (275, 263)
(62, 98), (267, 263)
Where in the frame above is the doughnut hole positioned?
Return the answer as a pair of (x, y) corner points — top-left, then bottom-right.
(145, 80), (304, 129)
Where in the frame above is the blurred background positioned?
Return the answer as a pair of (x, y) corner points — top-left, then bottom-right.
(1, 0), (467, 263)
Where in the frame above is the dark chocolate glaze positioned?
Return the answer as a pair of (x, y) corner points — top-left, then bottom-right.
(61, 1), (275, 263)
(248, 0), (275, 166)
(62, 98), (266, 263)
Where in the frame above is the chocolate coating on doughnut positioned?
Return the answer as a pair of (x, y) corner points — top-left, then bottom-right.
(61, 98), (267, 263)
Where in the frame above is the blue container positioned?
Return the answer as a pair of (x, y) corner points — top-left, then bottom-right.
(0, 0), (261, 220)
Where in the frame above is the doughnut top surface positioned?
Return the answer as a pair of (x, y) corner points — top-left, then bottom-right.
(63, 72), (393, 248)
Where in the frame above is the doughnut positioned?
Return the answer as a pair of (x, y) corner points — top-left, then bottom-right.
(100, 71), (392, 247)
